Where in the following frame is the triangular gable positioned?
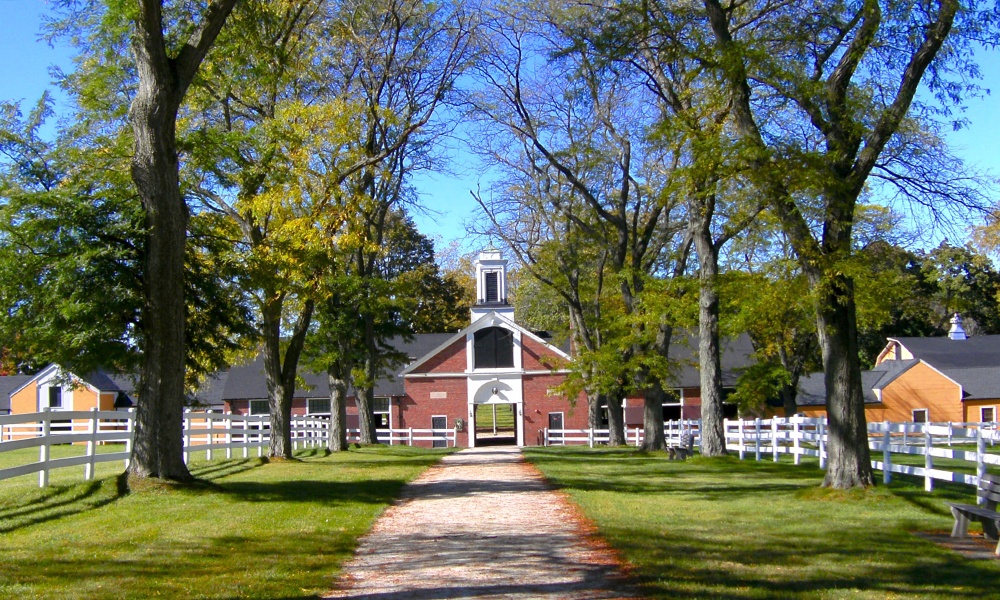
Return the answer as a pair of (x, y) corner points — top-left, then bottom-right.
(400, 311), (571, 376)
(10, 364), (105, 398)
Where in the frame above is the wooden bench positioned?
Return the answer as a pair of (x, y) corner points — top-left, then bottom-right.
(667, 431), (694, 460)
(948, 472), (1000, 555)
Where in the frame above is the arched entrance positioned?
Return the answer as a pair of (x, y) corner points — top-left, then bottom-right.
(473, 402), (517, 446)
(468, 378), (523, 447)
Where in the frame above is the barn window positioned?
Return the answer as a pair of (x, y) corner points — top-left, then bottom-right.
(48, 386), (63, 409)
(981, 407), (995, 423)
(249, 400), (270, 415)
(474, 327), (514, 369)
(307, 398), (331, 415)
(912, 408), (928, 423)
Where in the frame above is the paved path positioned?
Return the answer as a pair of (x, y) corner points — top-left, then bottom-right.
(324, 446), (637, 599)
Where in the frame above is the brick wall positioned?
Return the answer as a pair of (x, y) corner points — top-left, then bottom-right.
(399, 377), (469, 446)
(412, 339), (467, 374)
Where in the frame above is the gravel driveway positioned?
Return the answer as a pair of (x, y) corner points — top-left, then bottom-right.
(323, 446), (638, 599)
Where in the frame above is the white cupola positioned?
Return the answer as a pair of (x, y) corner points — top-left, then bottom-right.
(948, 313), (967, 340)
(471, 248), (514, 321)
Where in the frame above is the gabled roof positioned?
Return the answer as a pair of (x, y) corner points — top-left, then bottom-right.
(8, 364), (136, 398)
(795, 370), (887, 407)
(889, 335), (1000, 369)
(0, 375), (32, 412)
(665, 332), (755, 388)
(946, 367), (1000, 400)
(400, 311), (571, 376)
(191, 335), (452, 406)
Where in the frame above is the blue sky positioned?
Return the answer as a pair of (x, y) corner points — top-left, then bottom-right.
(1, 0), (997, 253)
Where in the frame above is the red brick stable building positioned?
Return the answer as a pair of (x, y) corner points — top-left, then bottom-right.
(396, 250), (588, 447)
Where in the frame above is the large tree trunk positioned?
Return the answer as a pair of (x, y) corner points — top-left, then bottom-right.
(695, 229), (726, 456)
(587, 391), (603, 430)
(126, 0), (237, 481)
(262, 297), (314, 459)
(781, 384), (799, 418)
(356, 385), (377, 444)
(640, 382), (666, 451)
(816, 275), (876, 488)
(327, 362), (351, 452)
(604, 391), (626, 446)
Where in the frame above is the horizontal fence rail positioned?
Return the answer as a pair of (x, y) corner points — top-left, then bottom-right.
(544, 417), (1000, 495)
(1, 408), (459, 488)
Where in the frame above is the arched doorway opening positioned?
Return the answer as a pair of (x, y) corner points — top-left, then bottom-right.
(474, 402), (517, 446)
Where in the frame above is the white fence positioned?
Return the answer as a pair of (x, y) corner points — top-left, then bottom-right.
(1, 408), (458, 488)
(543, 417), (1000, 492)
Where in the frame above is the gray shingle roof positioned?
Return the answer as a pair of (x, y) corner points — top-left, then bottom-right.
(942, 367), (1000, 400)
(891, 335), (1000, 369)
(191, 334), (456, 405)
(0, 375), (32, 413)
(795, 370), (885, 406)
(664, 332), (755, 388)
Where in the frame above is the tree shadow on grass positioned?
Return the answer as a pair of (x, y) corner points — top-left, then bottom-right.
(217, 478), (411, 506)
(0, 473), (127, 534)
(0, 531), (361, 600)
(615, 522), (1000, 599)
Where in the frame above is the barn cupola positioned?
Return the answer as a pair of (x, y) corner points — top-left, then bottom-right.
(949, 313), (967, 340)
(471, 247), (514, 321)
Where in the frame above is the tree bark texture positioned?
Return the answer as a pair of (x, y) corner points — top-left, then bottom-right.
(327, 364), (351, 452)
(815, 275), (876, 488)
(640, 383), (667, 452)
(695, 229), (726, 456)
(262, 297), (314, 459)
(604, 391), (626, 446)
(356, 385), (377, 444)
(587, 392), (603, 430)
(127, 0), (237, 481)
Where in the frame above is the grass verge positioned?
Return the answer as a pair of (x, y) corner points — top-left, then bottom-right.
(0, 445), (451, 599)
(524, 447), (1000, 599)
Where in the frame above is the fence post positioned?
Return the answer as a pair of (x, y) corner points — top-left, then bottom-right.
(882, 421), (891, 485)
(772, 419), (779, 462)
(452, 425), (458, 448)
(543, 427), (549, 447)
(738, 420), (745, 460)
(978, 427), (987, 505)
(754, 418), (762, 461)
(85, 407), (99, 481)
(588, 428), (594, 448)
(123, 408), (134, 470)
(948, 421), (954, 447)
(182, 409), (191, 464)
(818, 418), (827, 470)
(38, 407), (51, 488)
(924, 429), (934, 492)
(793, 419), (801, 465)
(225, 412), (233, 460)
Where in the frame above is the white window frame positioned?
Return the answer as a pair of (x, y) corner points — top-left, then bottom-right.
(248, 399), (270, 415)
(912, 408), (928, 423)
(981, 406), (997, 423)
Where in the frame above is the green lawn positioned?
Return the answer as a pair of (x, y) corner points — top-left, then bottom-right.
(475, 403), (515, 431)
(524, 447), (1000, 599)
(0, 445), (451, 599)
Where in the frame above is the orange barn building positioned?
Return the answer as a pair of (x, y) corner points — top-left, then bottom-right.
(797, 315), (1000, 424)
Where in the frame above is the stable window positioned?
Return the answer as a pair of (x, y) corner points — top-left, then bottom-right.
(48, 386), (62, 409)
(374, 397), (390, 428)
(982, 407), (996, 423)
(307, 398), (331, 415)
(474, 327), (514, 369)
(249, 399), (270, 415)
(912, 408), (928, 423)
